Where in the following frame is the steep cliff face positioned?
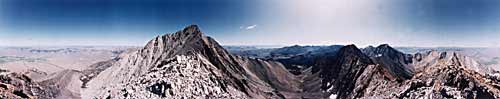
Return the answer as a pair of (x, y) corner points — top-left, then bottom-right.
(362, 44), (415, 80)
(311, 45), (374, 98)
(82, 25), (298, 99)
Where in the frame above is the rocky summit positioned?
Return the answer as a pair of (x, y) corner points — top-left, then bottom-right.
(81, 25), (299, 99)
(1, 25), (499, 99)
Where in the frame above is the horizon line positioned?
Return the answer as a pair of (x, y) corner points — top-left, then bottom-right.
(1, 44), (498, 48)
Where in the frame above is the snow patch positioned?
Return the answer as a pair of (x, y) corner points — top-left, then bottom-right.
(329, 94), (337, 99)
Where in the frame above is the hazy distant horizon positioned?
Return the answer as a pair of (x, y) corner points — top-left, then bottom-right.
(1, 43), (499, 48)
(2, 0), (500, 47)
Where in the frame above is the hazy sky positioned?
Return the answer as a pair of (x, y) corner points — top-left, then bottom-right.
(1, 0), (500, 47)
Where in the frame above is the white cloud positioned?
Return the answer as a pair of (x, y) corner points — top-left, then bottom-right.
(241, 24), (257, 30)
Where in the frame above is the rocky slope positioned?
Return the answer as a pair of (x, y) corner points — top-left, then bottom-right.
(36, 69), (84, 99)
(350, 51), (500, 99)
(0, 69), (57, 99)
(80, 58), (119, 88)
(82, 25), (299, 98)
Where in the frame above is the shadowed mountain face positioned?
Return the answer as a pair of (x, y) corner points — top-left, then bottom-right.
(362, 44), (415, 80)
(312, 45), (375, 98)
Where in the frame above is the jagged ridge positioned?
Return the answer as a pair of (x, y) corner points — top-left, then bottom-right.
(82, 25), (299, 99)
(362, 44), (415, 80)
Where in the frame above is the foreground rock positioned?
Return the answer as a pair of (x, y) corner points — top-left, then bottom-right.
(0, 69), (57, 99)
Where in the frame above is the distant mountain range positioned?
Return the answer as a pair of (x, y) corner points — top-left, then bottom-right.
(0, 25), (499, 99)
(226, 45), (500, 73)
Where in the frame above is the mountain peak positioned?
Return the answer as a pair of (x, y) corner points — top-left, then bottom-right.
(342, 44), (358, 50)
(371, 44), (403, 55)
(362, 44), (415, 80)
(172, 24), (203, 39)
(366, 45), (375, 49)
(311, 44), (374, 97)
(312, 44), (373, 73)
(140, 25), (223, 64)
(182, 25), (201, 34)
(376, 44), (392, 49)
(338, 44), (366, 57)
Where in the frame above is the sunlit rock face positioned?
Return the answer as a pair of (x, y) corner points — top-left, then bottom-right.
(82, 25), (298, 99)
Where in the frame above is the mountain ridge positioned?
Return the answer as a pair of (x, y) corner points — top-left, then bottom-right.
(82, 25), (299, 98)
(46, 25), (494, 99)
(5, 25), (495, 99)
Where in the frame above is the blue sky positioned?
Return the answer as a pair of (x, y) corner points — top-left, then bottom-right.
(1, 0), (500, 47)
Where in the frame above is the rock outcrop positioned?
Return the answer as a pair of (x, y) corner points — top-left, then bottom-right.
(0, 69), (57, 99)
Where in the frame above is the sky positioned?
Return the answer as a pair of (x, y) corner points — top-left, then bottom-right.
(1, 0), (500, 47)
